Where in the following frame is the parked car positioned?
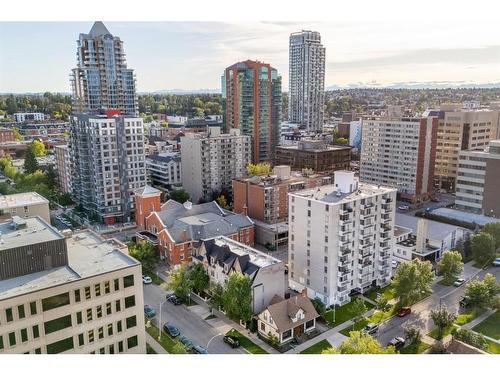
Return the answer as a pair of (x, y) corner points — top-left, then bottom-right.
(398, 205), (410, 211)
(459, 296), (471, 308)
(166, 293), (182, 305)
(492, 258), (500, 267)
(192, 345), (208, 354)
(388, 337), (406, 350)
(362, 323), (379, 335)
(163, 322), (180, 337)
(453, 278), (466, 287)
(397, 307), (411, 317)
(179, 335), (194, 351)
(223, 335), (240, 348)
(142, 275), (152, 284)
(144, 304), (156, 318)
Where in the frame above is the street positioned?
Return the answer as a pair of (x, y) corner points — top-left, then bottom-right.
(376, 263), (500, 346)
(142, 282), (246, 354)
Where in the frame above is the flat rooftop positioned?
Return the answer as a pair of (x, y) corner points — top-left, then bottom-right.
(277, 144), (350, 152)
(292, 182), (395, 204)
(394, 225), (412, 237)
(0, 216), (63, 251)
(0, 192), (49, 209)
(0, 230), (138, 301)
(395, 213), (469, 240)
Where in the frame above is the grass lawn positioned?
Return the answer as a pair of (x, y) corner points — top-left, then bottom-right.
(364, 285), (395, 302)
(485, 338), (500, 354)
(368, 304), (398, 324)
(454, 307), (486, 326)
(145, 323), (187, 354)
(146, 343), (157, 354)
(428, 325), (455, 340)
(472, 311), (500, 340)
(399, 340), (431, 354)
(340, 317), (368, 336)
(225, 329), (268, 354)
(300, 339), (333, 354)
(323, 299), (375, 328)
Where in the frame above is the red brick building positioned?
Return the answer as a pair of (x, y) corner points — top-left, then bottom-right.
(0, 128), (15, 143)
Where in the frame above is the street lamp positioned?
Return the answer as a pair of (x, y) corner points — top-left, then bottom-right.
(206, 333), (223, 353)
(158, 299), (168, 342)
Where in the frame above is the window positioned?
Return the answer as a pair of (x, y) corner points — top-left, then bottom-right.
(124, 295), (136, 308)
(42, 292), (70, 312)
(6, 308), (13, 322)
(21, 328), (28, 343)
(78, 334), (84, 346)
(95, 284), (101, 297)
(30, 302), (37, 316)
(0, 336), (3, 350)
(35, 348), (41, 354)
(260, 322), (265, 331)
(305, 320), (314, 329)
(114, 279), (120, 291)
(99, 347), (105, 354)
(97, 306), (102, 318)
(98, 327), (104, 340)
(107, 324), (113, 336)
(106, 303), (112, 315)
(18, 305), (25, 319)
(8, 332), (16, 347)
(117, 321), (123, 333)
(85, 287), (91, 300)
(109, 344), (115, 354)
(118, 341), (124, 353)
(46, 337), (74, 354)
(76, 311), (82, 325)
(104, 281), (110, 294)
(127, 335), (138, 349)
(32, 325), (40, 339)
(88, 330), (94, 343)
(74, 289), (81, 303)
(282, 330), (292, 340)
(87, 309), (93, 322)
(126, 316), (137, 329)
(115, 300), (121, 312)
(44, 315), (72, 335)
(123, 275), (134, 288)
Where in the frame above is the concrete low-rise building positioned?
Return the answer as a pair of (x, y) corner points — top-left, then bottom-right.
(0, 192), (50, 223)
(13, 113), (45, 123)
(145, 152), (182, 190)
(192, 236), (285, 314)
(0, 216), (146, 354)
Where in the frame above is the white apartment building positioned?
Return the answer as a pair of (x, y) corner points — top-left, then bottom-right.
(0, 192), (50, 223)
(180, 127), (251, 203)
(360, 116), (438, 203)
(289, 30), (325, 132)
(146, 152), (182, 190)
(69, 114), (146, 224)
(288, 171), (397, 306)
(13, 113), (45, 122)
(0, 217), (146, 354)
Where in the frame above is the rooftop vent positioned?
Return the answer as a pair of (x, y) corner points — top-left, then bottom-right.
(183, 201), (193, 210)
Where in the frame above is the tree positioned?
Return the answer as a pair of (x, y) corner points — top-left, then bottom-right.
(30, 139), (46, 157)
(13, 127), (23, 141)
(128, 240), (158, 271)
(222, 273), (253, 323)
(168, 189), (190, 204)
(336, 137), (348, 145)
(188, 263), (209, 294)
(464, 274), (499, 308)
(375, 295), (391, 323)
(208, 282), (224, 310)
(438, 251), (464, 284)
(470, 232), (495, 265)
(45, 165), (57, 190)
(216, 195), (229, 209)
(0, 156), (17, 180)
(483, 222), (500, 249)
(23, 146), (39, 174)
(349, 298), (367, 329)
(312, 298), (326, 316)
(404, 326), (422, 345)
(430, 308), (456, 340)
(167, 264), (193, 301)
(323, 331), (396, 354)
(483, 273), (500, 301)
(391, 259), (434, 306)
(246, 162), (271, 176)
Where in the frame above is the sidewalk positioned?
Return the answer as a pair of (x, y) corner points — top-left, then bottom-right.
(462, 308), (495, 330)
(146, 332), (169, 354)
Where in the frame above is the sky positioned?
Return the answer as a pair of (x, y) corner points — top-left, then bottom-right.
(1, 20), (499, 93)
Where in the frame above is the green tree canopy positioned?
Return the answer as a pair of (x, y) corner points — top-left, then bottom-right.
(168, 189), (190, 204)
(438, 251), (464, 283)
(222, 273), (253, 323)
(322, 331), (396, 354)
(470, 232), (496, 265)
(391, 259), (434, 306)
(349, 298), (368, 328)
(188, 263), (210, 294)
(246, 162), (271, 176)
(216, 195), (228, 209)
(482, 223), (500, 249)
(23, 146), (39, 174)
(430, 308), (456, 340)
(167, 264), (193, 301)
(128, 240), (158, 271)
(30, 139), (46, 157)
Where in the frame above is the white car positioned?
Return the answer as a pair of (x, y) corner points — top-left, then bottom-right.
(453, 278), (466, 287)
(398, 205), (410, 211)
(142, 275), (152, 284)
(493, 258), (500, 267)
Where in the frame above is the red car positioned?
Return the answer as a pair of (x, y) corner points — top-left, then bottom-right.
(397, 307), (411, 317)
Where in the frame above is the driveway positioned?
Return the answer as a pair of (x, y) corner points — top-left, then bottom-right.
(143, 282), (245, 354)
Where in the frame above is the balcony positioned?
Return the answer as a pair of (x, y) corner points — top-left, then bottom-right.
(382, 197), (393, 204)
(340, 246), (351, 255)
(339, 206), (353, 215)
(360, 202), (374, 210)
(338, 266), (350, 275)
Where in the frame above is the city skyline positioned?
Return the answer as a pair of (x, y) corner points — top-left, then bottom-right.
(1, 21), (500, 93)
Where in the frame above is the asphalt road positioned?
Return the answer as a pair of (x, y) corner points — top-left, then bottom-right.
(142, 282), (245, 354)
(376, 263), (500, 346)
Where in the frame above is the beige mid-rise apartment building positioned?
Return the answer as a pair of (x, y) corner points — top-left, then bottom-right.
(0, 192), (50, 223)
(424, 105), (499, 191)
(0, 216), (146, 354)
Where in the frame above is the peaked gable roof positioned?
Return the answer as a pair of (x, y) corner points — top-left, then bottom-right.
(264, 294), (319, 333)
(88, 21), (111, 37)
